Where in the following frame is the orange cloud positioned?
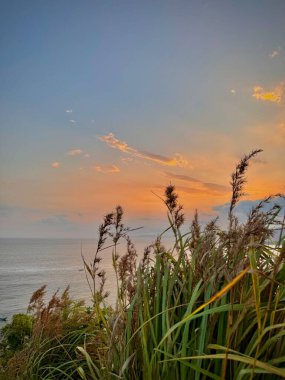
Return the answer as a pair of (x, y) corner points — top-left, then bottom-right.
(99, 133), (133, 154)
(140, 151), (187, 166)
(51, 162), (60, 168)
(99, 133), (188, 167)
(252, 82), (284, 103)
(95, 165), (120, 173)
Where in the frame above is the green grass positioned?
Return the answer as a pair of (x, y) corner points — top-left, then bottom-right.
(0, 150), (284, 379)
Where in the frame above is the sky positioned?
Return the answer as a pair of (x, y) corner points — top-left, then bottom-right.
(0, 0), (284, 238)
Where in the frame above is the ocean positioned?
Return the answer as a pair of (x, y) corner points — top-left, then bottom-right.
(0, 236), (157, 323)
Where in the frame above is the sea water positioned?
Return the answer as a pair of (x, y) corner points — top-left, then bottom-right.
(0, 236), (158, 322)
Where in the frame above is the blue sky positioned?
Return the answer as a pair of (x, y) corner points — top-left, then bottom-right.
(0, 0), (284, 237)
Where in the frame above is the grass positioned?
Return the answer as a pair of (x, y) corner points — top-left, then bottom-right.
(0, 149), (284, 379)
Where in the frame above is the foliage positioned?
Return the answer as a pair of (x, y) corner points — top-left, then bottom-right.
(0, 286), (112, 379)
(1, 150), (284, 379)
(0, 313), (33, 365)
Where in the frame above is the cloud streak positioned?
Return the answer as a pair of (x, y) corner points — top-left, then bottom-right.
(252, 82), (284, 103)
(67, 149), (83, 156)
(164, 173), (200, 183)
(165, 172), (230, 194)
(95, 165), (120, 173)
(99, 133), (188, 167)
(40, 214), (70, 225)
(176, 186), (214, 195)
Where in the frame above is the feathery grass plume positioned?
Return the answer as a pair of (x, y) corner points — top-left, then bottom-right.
(190, 209), (201, 250)
(81, 211), (115, 304)
(111, 205), (125, 244)
(27, 286), (72, 339)
(1, 151), (285, 380)
(193, 217), (223, 282)
(164, 184), (185, 229)
(229, 149), (263, 220)
(100, 152), (284, 380)
(96, 212), (115, 254)
(82, 204), (141, 310)
(226, 194), (284, 276)
(1, 285), (109, 380)
(226, 149), (263, 264)
(27, 284), (47, 316)
(141, 245), (151, 271)
(118, 237), (137, 306)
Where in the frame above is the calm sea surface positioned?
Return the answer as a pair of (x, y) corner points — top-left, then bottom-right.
(0, 237), (159, 323)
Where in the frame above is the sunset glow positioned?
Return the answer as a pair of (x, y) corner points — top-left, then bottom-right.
(0, 1), (284, 238)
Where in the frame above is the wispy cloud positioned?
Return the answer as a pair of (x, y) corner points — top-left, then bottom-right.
(252, 82), (284, 103)
(99, 133), (135, 153)
(140, 151), (187, 166)
(51, 161), (60, 168)
(40, 214), (70, 225)
(164, 172), (200, 183)
(121, 157), (134, 163)
(176, 186), (214, 195)
(65, 109), (73, 113)
(203, 182), (230, 192)
(69, 119), (76, 123)
(95, 165), (120, 173)
(270, 50), (280, 58)
(67, 149), (90, 158)
(67, 149), (83, 156)
(99, 133), (188, 167)
(165, 172), (229, 194)
(269, 47), (281, 58)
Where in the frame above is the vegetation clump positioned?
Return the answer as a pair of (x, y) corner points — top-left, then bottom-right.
(0, 150), (284, 379)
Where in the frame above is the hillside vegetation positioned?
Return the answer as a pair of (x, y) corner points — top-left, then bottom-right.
(1, 150), (284, 379)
